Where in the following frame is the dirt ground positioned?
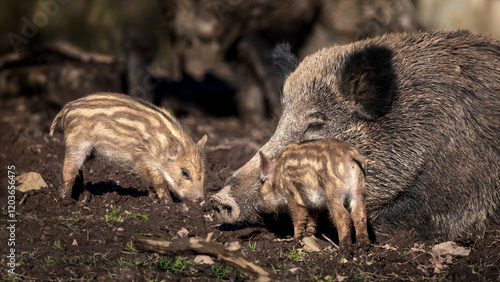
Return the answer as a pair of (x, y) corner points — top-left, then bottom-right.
(0, 94), (499, 281)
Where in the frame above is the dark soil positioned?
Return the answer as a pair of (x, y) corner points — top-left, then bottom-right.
(1, 95), (499, 281)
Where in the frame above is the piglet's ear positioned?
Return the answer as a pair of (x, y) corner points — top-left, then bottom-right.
(338, 46), (397, 120)
(196, 135), (208, 151)
(272, 42), (299, 79)
(259, 151), (275, 179)
(167, 141), (184, 161)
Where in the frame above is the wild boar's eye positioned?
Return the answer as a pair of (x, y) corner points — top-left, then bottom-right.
(304, 122), (324, 133)
(181, 168), (191, 180)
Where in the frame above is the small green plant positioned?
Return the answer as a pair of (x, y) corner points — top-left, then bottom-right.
(117, 257), (148, 268)
(126, 241), (138, 252)
(303, 258), (314, 269)
(104, 208), (127, 223)
(338, 254), (345, 263)
(211, 262), (233, 279)
(309, 272), (334, 281)
(285, 247), (306, 262)
(3, 273), (19, 281)
(129, 212), (148, 220)
(44, 256), (57, 265)
(354, 268), (371, 280)
(157, 256), (191, 274)
(45, 194), (59, 202)
(244, 241), (257, 252)
(141, 233), (153, 237)
(271, 262), (287, 274)
(103, 208), (149, 223)
(53, 239), (64, 250)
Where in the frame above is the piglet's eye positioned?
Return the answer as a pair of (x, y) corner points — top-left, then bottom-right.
(181, 168), (191, 180)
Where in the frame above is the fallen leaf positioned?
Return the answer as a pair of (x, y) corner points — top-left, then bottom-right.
(380, 244), (397, 251)
(429, 241), (470, 273)
(431, 241), (470, 257)
(15, 172), (47, 192)
(337, 274), (347, 281)
(301, 236), (321, 253)
(288, 267), (303, 274)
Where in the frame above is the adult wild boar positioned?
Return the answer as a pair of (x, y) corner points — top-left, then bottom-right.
(211, 30), (500, 240)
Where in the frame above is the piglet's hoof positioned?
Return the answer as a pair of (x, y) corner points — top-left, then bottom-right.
(355, 237), (372, 252)
(60, 196), (74, 206)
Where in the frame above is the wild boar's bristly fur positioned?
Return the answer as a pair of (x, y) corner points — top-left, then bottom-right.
(211, 30), (500, 240)
(50, 92), (207, 203)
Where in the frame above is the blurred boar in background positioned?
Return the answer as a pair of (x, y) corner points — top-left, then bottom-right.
(258, 139), (369, 247)
(211, 30), (500, 240)
(157, 0), (423, 123)
(50, 92), (207, 204)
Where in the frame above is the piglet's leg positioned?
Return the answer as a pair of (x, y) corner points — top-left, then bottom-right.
(305, 209), (321, 237)
(60, 141), (92, 200)
(350, 178), (370, 245)
(135, 160), (172, 204)
(324, 183), (352, 247)
(285, 182), (309, 239)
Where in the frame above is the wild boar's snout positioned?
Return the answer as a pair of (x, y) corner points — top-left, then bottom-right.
(211, 137), (285, 224)
(210, 185), (241, 224)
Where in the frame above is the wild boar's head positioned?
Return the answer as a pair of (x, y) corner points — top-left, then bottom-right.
(210, 42), (397, 224)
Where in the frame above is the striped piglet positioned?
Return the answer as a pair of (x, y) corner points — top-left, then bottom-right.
(50, 92), (207, 203)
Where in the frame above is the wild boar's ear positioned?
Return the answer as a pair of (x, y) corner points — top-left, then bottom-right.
(196, 135), (208, 151)
(259, 151), (275, 179)
(272, 42), (299, 79)
(338, 46), (397, 120)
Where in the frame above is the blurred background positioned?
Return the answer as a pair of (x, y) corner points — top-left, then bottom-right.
(1, 0), (499, 124)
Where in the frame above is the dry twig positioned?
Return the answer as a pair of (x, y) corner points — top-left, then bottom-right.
(135, 234), (278, 281)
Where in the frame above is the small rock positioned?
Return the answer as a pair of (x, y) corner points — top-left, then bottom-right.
(15, 172), (47, 192)
(225, 241), (241, 252)
(178, 227), (189, 238)
(193, 255), (214, 265)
